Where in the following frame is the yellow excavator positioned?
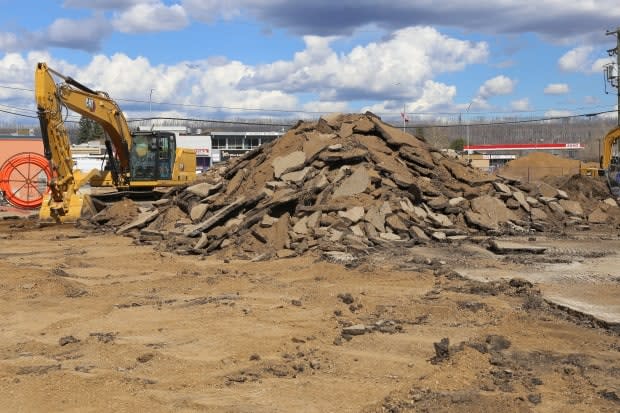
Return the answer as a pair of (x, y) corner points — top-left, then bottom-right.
(35, 62), (196, 222)
(580, 126), (620, 197)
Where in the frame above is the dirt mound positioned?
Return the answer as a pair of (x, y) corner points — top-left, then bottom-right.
(544, 174), (610, 201)
(89, 113), (619, 258)
(499, 152), (581, 182)
(90, 198), (140, 226)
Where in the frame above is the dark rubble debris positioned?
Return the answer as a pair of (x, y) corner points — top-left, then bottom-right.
(88, 112), (617, 259)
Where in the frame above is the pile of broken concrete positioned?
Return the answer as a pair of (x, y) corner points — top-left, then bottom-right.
(89, 113), (620, 259)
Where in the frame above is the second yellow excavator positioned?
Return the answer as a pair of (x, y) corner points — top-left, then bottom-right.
(35, 62), (197, 222)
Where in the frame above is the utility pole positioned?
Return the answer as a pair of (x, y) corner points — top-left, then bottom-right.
(606, 27), (620, 126)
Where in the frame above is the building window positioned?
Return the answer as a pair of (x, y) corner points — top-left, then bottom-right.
(212, 137), (227, 149)
(228, 136), (243, 149)
(245, 137), (260, 148)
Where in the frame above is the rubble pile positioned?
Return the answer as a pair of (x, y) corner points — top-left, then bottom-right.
(90, 113), (620, 258)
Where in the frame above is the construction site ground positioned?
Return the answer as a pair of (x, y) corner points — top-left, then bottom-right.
(0, 219), (618, 413)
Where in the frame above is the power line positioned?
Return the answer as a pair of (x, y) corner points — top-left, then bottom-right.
(0, 84), (32, 92)
(128, 116), (294, 127)
(0, 107), (38, 118)
(0, 108), (616, 127)
(0, 82), (617, 118)
(413, 110), (617, 128)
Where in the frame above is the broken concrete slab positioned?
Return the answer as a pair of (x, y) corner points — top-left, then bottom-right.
(409, 225), (430, 241)
(559, 199), (583, 217)
(548, 201), (565, 214)
(364, 205), (386, 232)
(272, 151), (306, 178)
(556, 189), (569, 200)
(530, 208), (548, 221)
(280, 167), (313, 184)
(338, 206), (365, 223)
(186, 182), (222, 198)
(588, 208), (608, 223)
(493, 181), (512, 195)
(342, 324), (367, 336)
(379, 232), (401, 241)
(332, 166), (370, 198)
(470, 195), (516, 226)
(489, 240), (547, 255)
(190, 203), (209, 223)
(512, 191), (531, 212)
(260, 214), (278, 228)
(116, 210), (159, 235)
(292, 216), (309, 235)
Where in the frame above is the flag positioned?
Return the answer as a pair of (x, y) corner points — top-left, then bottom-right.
(400, 112), (409, 122)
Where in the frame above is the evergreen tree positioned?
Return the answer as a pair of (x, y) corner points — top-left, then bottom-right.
(77, 116), (92, 144)
(92, 122), (105, 141)
(449, 138), (465, 151)
(77, 117), (105, 143)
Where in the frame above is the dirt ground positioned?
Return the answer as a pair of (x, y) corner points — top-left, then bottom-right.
(0, 219), (619, 413)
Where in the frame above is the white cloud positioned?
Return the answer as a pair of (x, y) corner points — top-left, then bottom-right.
(544, 109), (573, 117)
(182, 0), (620, 43)
(242, 26), (488, 107)
(544, 83), (569, 95)
(0, 16), (112, 52)
(63, 0), (151, 9)
(477, 75), (515, 99)
(112, 2), (189, 33)
(591, 57), (613, 73)
(46, 16), (113, 51)
(302, 100), (350, 114)
(181, 0), (243, 21)
(558, 46), (612, 74)
(583, 95), (599, 105)
(0, 33), (19, 51)
(511, 98), (531, 111)
(558, 46), (593, 72)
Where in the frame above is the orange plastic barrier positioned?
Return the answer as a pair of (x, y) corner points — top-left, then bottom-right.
(0, 152), (51, 209)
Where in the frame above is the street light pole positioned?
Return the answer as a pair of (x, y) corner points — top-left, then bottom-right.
(465, 101), (473, 163)
(149, 88), (155, 114)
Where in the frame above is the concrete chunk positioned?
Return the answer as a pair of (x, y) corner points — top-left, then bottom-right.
(332, 167), (370, 198)
(556, 189), (569, 200)
(379, 232), (401, 241)
(493, 182), (512, 195)
(281, 167), (312, 184)
(338, 206), (365, 223)
(342, 324), (367, 336)
(512, 191), (531, 212)
(116, 209), (160, 234)
(272, 151), (306, 178)
(186, 182), (221, 198)
(190, 203), (208, 223)
(559, 199), (583, 217)
(365, 205), (386, 232)
(489, 240), (547, 255)
(292, 216), (309, 235)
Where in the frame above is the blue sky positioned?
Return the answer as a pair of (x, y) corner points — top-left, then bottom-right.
(0, 0), (619, 125)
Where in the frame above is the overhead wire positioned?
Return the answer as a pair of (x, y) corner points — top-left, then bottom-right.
(0, 82), (617, 119)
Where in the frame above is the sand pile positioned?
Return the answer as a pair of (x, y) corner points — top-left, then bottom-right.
(499, 152), (581, 182)
(88, 113), (619, 258)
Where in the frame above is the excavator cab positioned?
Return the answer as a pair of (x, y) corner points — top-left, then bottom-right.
(129, 131), (175, 181)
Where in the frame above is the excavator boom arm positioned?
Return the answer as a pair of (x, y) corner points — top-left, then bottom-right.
(35, 63), (75, 188)
(601, 126), (620, 169)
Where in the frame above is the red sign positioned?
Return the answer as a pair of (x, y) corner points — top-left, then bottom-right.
(464, 143), (584, 151)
